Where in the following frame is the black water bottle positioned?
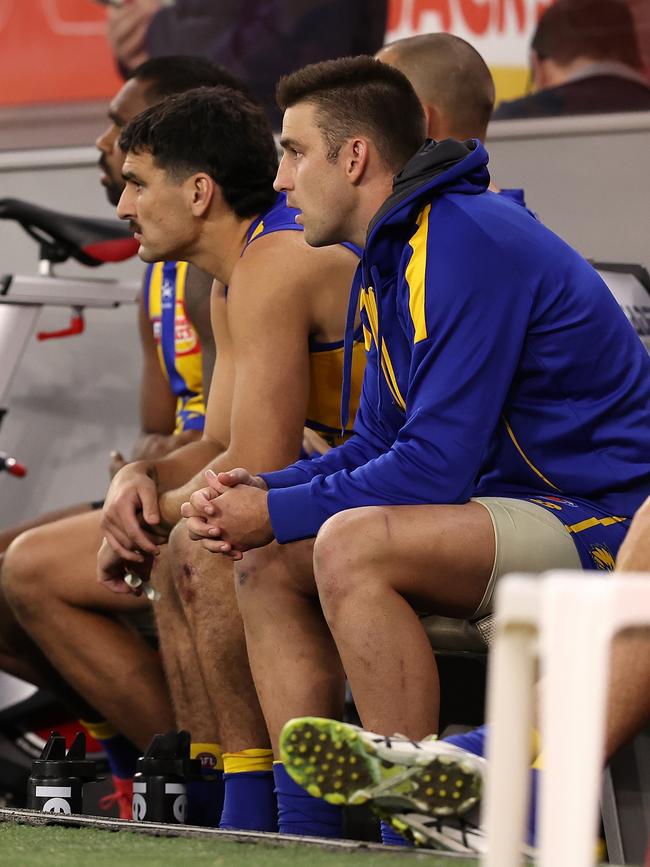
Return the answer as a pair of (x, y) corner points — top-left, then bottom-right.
(132, 730), (198, 823)
(27, 731), (97, 815)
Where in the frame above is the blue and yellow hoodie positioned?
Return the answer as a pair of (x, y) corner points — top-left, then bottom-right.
(261, 139), (650, 544)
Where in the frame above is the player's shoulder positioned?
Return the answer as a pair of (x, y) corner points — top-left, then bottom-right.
(237, 229), (357, 290)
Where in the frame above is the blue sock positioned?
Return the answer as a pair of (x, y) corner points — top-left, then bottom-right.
(97, 737), (140, 779)
(219, 771), (277, 831)
(443, 724), (488, 758)
(273, 762), (343, 838)
(187, 743), (224, 827)
(187, 772), (224, 827)
(445, 725), (539, 846)
(380, 819), (413, 846)
(103, 735), (140, 778)
(80, 720), (140, 779)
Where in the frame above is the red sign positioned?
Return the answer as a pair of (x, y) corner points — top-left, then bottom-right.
(388, 0), (551, 37)
(0, 0), (121, 106)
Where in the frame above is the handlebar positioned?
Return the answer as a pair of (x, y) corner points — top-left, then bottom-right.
(0, 198), (138, 267)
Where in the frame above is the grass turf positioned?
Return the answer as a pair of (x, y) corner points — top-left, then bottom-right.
(0, 823), (478, 867)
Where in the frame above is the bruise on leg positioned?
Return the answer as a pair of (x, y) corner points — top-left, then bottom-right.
(179, 562), (197, 606)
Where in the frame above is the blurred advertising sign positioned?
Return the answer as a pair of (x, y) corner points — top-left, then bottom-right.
(0, 0), (121, 106)
(386, 0), (553, 101)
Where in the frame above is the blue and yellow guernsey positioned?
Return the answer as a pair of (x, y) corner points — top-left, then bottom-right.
(143, 260), (205, 434)
(261, 140), (650, 568)
(242, 193), (365, 448)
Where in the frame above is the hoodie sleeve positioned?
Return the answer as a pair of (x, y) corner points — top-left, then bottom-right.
(266, 204), (535, 543)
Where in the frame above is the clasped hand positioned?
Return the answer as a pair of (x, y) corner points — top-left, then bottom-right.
(181, 468), (272, 559)
(101, 461), (169, 563)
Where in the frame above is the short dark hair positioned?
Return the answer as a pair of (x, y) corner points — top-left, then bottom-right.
(532, 0), (642, 69)
(119, 86), (278, 219)
(276, 56), (426, 171)
(130, 55), (250, 104)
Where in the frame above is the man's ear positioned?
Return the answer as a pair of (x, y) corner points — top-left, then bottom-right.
(422, 103), (443, 140)
(345, 137), (370, 185)
(189, 173), (215, 216)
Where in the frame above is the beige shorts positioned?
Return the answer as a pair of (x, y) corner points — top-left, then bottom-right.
(471, 496), (581, 620)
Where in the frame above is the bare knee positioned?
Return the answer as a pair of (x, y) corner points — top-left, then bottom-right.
(234, 544), (279, 609)
(158, 521), (188, 597)
(235, 540), (313, 613)
(168, 519), (237, 608)
(168, 519), (194, 564)
(1, 528), (48, 617)
(314, 508), (387, 610)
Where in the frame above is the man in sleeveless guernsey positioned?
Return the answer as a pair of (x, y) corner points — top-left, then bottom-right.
(0, 57), (241, 817)
(178, 57), (650, 841)
(89, 86), (363, 831)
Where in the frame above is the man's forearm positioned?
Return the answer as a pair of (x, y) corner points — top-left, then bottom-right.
(151, 439), (222, 509)
(159, 440), (297, 528)
(130, 429), (202, 463)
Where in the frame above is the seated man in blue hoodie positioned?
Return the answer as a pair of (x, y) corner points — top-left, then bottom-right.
(181, 56), (650, 841)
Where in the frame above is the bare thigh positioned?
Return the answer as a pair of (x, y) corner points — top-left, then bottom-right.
(0, 501), (94, 555)
(315, 502), (495, 617)
(4, 509), (150, 614)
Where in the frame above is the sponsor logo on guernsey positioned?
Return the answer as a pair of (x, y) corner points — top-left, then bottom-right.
(174, 302), (199, 356)
(543, 495), (577, 508)
(161, 279), (174, 308)
(528, 496), (578, 512)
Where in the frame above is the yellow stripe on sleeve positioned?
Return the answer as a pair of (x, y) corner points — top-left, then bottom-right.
(405, 203), (430, 344)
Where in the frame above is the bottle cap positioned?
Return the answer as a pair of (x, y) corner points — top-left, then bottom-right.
(31, 731), (98, 780)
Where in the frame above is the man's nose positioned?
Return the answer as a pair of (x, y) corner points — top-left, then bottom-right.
(274, 154), (292, 193)
(116, 187), (131, 220)
(95, 124), (116, 154)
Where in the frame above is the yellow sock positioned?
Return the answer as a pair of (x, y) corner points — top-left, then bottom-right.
(222, 748), (273, 774)
(190, 742), (224, 772)
(79, 719), (119, 741)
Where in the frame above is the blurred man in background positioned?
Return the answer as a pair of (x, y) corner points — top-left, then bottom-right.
(105, 0), (388, 126)
(493, 0), (650, 119)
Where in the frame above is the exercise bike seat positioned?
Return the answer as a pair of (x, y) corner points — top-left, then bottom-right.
(0, 197), (139, 267)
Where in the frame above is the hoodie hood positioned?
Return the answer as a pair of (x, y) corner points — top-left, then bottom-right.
(368, 138), (490, 240)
